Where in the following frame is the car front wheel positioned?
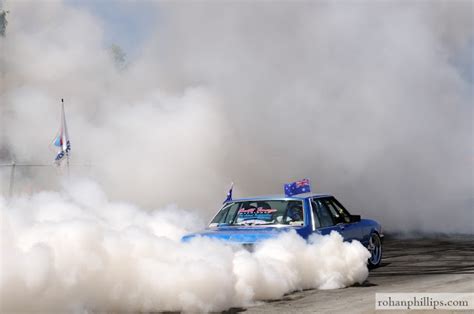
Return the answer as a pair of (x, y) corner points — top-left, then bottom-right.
(367, 232), (382, 269)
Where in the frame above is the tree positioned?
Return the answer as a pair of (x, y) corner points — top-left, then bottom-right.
(0, 10), (8, 37)
(109, 44), (127, 70)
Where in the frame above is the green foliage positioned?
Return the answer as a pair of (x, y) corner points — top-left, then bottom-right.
(0, 10), (7, 37)
(109, 44), (127, 70)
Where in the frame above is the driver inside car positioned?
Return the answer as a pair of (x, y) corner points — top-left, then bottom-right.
(286, 204), (303, 223)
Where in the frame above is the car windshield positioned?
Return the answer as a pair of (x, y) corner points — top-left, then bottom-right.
(209, 200), (304, 227)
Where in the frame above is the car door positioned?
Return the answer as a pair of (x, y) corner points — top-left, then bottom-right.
(325, 197), (365, 242)
(324, 197), (364, 242)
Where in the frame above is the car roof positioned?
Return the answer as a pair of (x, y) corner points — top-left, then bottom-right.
(230, 193), (333, 202)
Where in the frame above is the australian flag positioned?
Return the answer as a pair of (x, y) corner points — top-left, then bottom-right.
(223, 182), (234, 203)
(284, 178), (311, 197)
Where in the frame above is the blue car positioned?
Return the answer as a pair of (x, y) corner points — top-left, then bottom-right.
(182, 193), (383, 268)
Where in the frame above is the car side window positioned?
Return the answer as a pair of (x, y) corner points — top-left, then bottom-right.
(224, 203), (241, 224)
(210, 203), (237, 225)
(313, 198), (335, 227)
(321, 198), (350, 224)
(331, 197), (352, 216)
(329, 198), (352, 223)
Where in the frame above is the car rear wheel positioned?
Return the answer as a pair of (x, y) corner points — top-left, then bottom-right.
(367, 232), (382, 269)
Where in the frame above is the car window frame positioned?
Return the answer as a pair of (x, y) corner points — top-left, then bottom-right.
(309, 199), (319, 230)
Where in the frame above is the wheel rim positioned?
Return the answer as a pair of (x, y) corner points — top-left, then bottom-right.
(368, 234), (381, 265)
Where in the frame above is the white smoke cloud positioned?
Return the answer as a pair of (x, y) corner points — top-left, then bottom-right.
(6, 1), (474, 311)
(0, 1), (472, 231)
(1, 180), (370, 312)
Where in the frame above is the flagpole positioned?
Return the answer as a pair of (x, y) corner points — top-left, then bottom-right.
(62, 98), (70, 178)
(66, 151), (70, 178)
(8, 160), (15, 199)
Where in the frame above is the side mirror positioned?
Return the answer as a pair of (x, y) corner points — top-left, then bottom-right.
(350, 215), (361, 223)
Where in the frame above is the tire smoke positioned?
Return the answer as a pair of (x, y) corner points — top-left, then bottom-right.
(0, 1), (472, 232)
(1, 180), (370, 312)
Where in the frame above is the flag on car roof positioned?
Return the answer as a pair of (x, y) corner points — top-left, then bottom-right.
(52, 99), (71, 165)
(284, 178), (311, 197)
(223, 182), (234, 203)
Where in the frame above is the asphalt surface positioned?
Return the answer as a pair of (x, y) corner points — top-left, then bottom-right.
(236, 235), (474, 314)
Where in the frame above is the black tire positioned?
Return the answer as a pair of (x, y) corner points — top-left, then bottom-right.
(367, 232), (382, 269)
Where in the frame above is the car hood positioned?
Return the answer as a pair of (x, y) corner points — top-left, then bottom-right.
(181, 226), (295, 244)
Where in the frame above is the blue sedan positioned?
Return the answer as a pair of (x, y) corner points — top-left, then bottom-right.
(182, 193), (383, 268)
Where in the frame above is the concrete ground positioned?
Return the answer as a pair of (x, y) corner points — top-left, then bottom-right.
(239, 236), (474, 314)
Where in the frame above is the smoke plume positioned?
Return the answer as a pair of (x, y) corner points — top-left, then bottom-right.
(0, 1), (472, 233)
(1, 179), (370, 312)
(1, 0), (471, 311)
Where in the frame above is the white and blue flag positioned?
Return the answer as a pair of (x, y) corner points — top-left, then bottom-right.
(52, 99), (71, 165)
(223, 182), (234, 203)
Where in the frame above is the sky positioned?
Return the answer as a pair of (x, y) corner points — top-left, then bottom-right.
(65, 0), (157, 58)
(65, 0), (474, 83)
